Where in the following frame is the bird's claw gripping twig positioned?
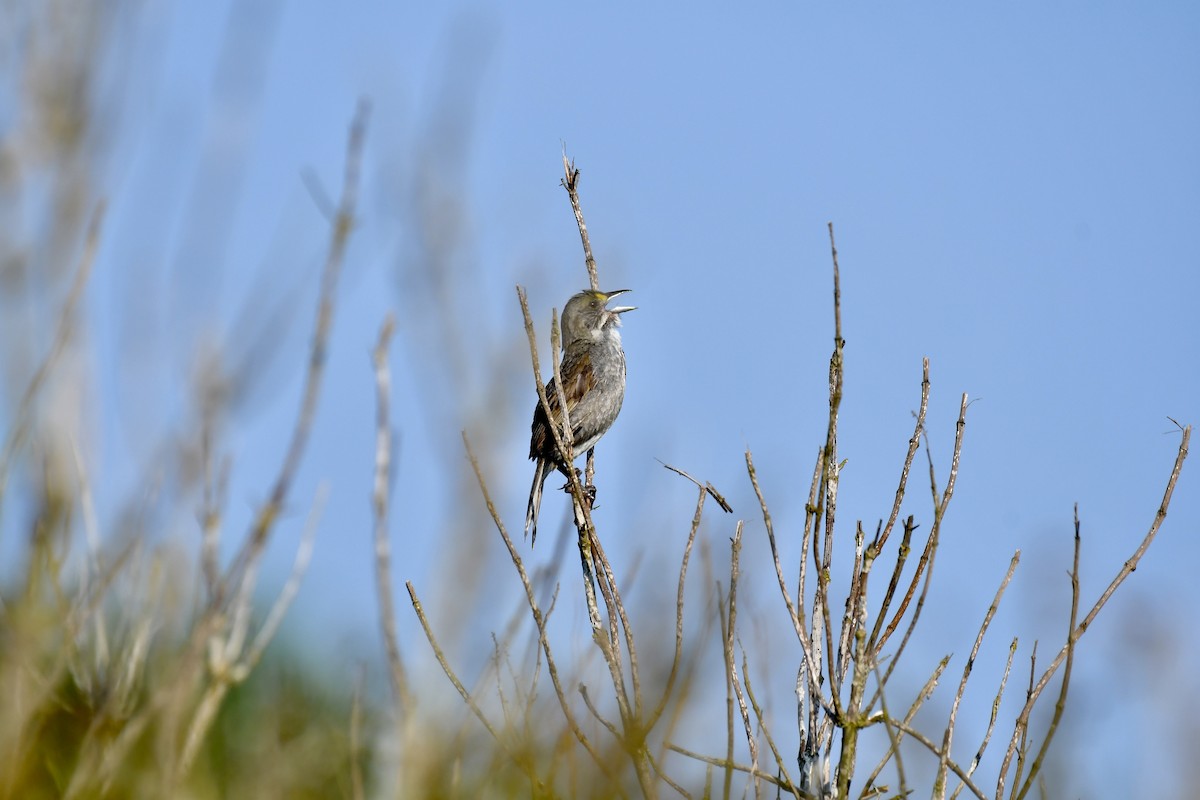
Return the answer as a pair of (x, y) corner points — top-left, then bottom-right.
(559, 470), (598, 509)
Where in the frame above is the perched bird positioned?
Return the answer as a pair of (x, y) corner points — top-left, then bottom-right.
(525, 288), (635, 544)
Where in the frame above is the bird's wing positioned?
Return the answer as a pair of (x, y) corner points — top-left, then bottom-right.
(531, 349), (596, 461)
(546, 349), (595, 429)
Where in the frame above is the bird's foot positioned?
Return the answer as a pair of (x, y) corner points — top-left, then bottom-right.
(557, 467), (583, 491)
(558, 472), (598, 509)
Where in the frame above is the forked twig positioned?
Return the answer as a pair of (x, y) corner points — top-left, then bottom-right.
(997, 424), (1190, 798)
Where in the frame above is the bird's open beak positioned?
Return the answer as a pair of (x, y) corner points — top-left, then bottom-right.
(604, 288), (636, 314)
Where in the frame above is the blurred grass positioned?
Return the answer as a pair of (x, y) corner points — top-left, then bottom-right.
(2, 632), (363, 799)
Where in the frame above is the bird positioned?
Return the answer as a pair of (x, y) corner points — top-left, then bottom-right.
(525, 288), (635, 544)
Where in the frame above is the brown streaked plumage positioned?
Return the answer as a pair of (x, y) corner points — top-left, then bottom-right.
(525, 289), (634, 544)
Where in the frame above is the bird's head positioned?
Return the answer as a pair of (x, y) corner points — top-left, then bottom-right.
(561, 288), (635, 343)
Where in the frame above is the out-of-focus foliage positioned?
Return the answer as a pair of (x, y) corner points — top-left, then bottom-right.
(0, 3), (366, 798)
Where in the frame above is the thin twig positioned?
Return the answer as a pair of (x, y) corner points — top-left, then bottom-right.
(1009, 642), (1038, 798)
(875, 359), (930, 555)
(243, 483), (325, 670)
(0, 201), (105, 527)
(460, 433), (616, 780)
(222, 99), (370, 597)
(997, 424), (1190, 797)
(1013, 507), (1080, 800)
(863, 655), (950, 791)
(1017, 510), (1084, 796)
(868, 360), (932, 655)
(582, 527), (636, 730)
(742, 652), (798, 794)
(199, 410), (229, 599)
(816, 222), (847, 759)
(561, 151), (598, 291)
(828, 222), (842, 341)
(579, 683), (622, 740)
(646, 750), (694, 799)
(886, 719), (988, 800)
(69, 438), (109, 684)
(407, 582), (502, 744)
(716, 580), (734, 800)
(869, 516), (917, 659)
(585, 537), (655, 797)
(665, 744), (806, 796)
(797, 446), (822, 648)
(659, 459), (733, 513)
(835, 521), (867, 695)
(950, 636), (1017, 800)
(746, 449), (825, 702)
(935, 551), (1020, 797)
(862, 662), (908, 800)
(879, 394), (969, 689)
(371, 313), (412, 715)
(724, 522), (759, 795)
(833, 520), (873, 796)
(647, 479), (706, 731)
(797, 446), (825, 780)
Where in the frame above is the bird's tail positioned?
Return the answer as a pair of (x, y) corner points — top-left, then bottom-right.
(525, 460), (547, 545)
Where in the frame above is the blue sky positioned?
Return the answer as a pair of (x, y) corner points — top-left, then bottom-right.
(7, 1), (1198, 795)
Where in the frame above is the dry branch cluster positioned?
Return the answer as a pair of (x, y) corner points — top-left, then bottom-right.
(389, 163), (1192, 800)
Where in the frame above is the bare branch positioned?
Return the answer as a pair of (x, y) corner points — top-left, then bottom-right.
(371, 313), (413, 715)
(861, 662), (908, 800)
(878, 394), (970, 689)
(743, 653), (798, 794)
(407, 582), (502, 745)
(1012, 510), (1080, 800)
(223, 99), (370, 598)
(935, 551), (1020, 796)
(659, 459), (733, 513)
(998, 425), (1190, 797)
(863, 655), (949, 790)
(0, 201), (105, 522)
(723, 522), (759, 794)
(875, 358), (930, 555)
(665, 743), (810, 797)
(560, 150), (599, 291)
(887, 719), (988, 800)
(646, 479), (705, 731)
(747, 449), (822, 686)
(460, 433), (612, 776)
(243, 484), (325, 670)
(949, 637), (1018, 800)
